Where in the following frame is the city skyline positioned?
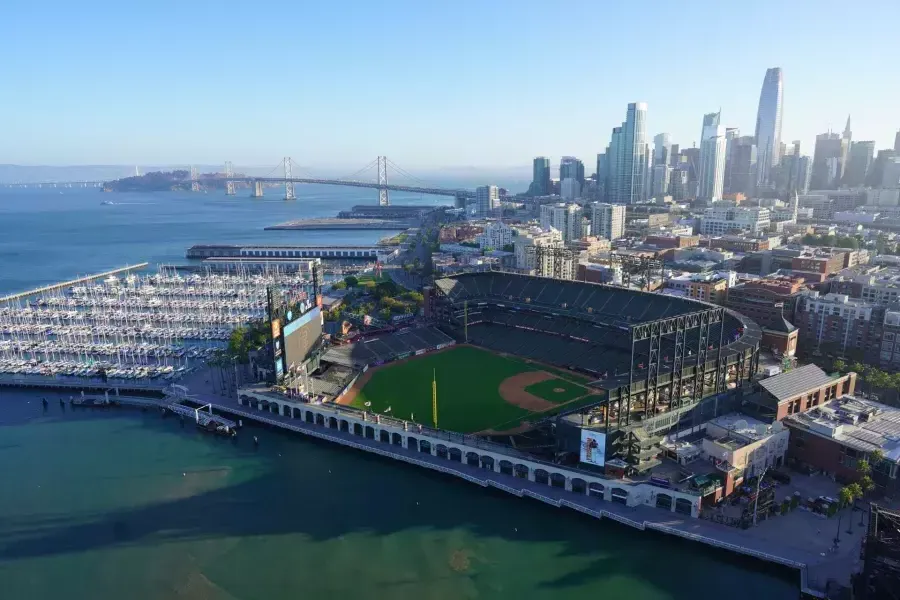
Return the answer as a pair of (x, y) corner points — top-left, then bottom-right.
(4, 1), (900, 168)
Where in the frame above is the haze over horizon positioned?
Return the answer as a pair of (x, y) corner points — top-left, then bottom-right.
(4, 0), (899, 170)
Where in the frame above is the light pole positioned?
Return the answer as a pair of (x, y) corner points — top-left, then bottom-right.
(752, 466), (770, 527)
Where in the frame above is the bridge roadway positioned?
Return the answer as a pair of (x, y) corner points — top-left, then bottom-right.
(178, 383), (843, 597)
(4, 177), (476, 199)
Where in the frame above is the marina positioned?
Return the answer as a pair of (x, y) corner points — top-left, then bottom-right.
(0, 266), (312, 388)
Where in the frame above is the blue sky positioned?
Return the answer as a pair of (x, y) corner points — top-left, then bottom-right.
(4, 0), (899, 172)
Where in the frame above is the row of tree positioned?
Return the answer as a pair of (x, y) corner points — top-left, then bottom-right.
(839, 450), (883, 506)
(833, 359), (900, 405)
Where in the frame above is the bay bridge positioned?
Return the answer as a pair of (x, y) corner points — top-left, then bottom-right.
(1, 156), (477, 206)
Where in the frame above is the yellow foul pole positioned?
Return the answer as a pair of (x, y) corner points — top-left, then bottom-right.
(432, 368), (438, 428)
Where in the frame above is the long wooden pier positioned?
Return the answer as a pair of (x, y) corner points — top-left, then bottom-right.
(0, 263), (149, 303)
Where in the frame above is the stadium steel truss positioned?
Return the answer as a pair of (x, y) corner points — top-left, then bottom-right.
(428, 271), (760, 469)
(857, 504), (900, 600)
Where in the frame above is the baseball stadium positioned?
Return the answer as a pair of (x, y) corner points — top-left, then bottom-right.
(320, 270), (761, 473)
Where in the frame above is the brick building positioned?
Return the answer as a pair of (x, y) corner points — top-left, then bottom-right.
(794, 291), (884, 362)
(791, 249), (848, 283)
(743, 363), (857, 422)
(784, 396), (900, 493)
(644, 234), (699, 249)
(725, 275), (807, 330)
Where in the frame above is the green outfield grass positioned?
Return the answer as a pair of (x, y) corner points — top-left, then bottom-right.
(524, 378), (589, 403)
(351, 345), (539, 433)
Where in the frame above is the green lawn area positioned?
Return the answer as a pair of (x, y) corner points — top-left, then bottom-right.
(351, 345), (538, 433)
(524, 378), (589, 404)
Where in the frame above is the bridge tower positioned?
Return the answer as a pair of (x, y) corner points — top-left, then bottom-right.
(283, 157), (296, 200)
(251, 180), (264, 198)
(224, 161), (235, 195)
(190, 166), (200, 192)
(377, 156), (390, 206)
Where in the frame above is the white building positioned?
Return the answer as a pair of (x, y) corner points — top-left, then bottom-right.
(651, 164), (671, 197)
(699, 123), (727, 201)
(590, 202), (625, 241)
(560, 178), (581, 201)
(867, 188), (900, 207)
(474, 221), (515, 250)
(540, 203), (584, 243)
(699, 206), (770, 236)
(514, 226), (565, 273)
(475, 185), (499, 218)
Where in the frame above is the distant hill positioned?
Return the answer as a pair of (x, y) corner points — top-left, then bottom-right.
(103, 170), (193, 192)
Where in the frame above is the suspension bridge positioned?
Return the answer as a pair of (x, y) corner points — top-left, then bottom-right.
(2, 157), (477, 205)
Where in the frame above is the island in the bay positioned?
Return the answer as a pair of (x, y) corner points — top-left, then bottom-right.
(103, 169), (242, 192)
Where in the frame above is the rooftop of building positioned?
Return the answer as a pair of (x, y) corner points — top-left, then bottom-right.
(800, 290), (875, 307)
(786, 395), (900, 461)
(758, 364), (840, 403)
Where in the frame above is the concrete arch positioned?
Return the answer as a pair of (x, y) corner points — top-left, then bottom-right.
(391, 432), (403, 446)
(282, 404), (291, 417)
(339, 419), (349, 432)
(480, 455), (495, 470)
(449, 447), (463, 462)
(549, 472), (566, 489)
(420, 440), (432, 453)
(239, 394), (251, 405)
(656, 493), (673, 511)
(675, 498), (693, 515)
(364, 425), (375, 440)
(315, 413), (325, 426)
(271, 403), (279, 415)
(259, 400), (269, 411)
(407, 436), (418, 450)
(571, 478), (587, 494)
(379, 430), (391, 443)
(328, 416), (338, 428)
(305, 411), (314, 424)
(436, 444), (449, 459)
(514, 464), (529, 479)
(353, 422), (363, 436)
(499, 460), (514, 476)
(534, 469), (550, 485)
(588, 482), (605, 498)
(611, 487), (629, 505)
(465, 452), (479, 467)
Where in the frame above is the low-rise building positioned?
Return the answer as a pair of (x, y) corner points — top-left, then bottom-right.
(785, 396), (900, 493)
(790, 248), (849, 282)
(645, 234), (699, 249)
(699, 206), (771, 236)
(743, 363), (857, 422)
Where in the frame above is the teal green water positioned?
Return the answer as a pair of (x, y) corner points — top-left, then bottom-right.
(0, 389), (798, 599)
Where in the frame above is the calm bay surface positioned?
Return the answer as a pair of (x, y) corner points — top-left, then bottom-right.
(0, 187), (798, 599)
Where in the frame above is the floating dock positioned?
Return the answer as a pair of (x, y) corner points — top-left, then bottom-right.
(0, 263), (149, 304)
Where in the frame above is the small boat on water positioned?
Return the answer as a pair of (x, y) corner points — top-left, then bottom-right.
(100, 200), (116, 206)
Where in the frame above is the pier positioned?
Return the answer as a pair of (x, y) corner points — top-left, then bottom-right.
(0, 263), (149, 304)
(176, 386), (835, 597)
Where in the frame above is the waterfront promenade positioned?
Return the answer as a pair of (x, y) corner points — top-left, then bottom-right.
(178, 383), (861, 598)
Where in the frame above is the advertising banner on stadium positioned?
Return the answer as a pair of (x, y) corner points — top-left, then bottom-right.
(579, 430), (606, 467)
(415, 349), (426, 356)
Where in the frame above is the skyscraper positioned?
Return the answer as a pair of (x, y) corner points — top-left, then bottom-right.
(606, 126), (624, 203)
(895, 131), (900, 154)
(475, 185), (499, 217)
(653, 133), (671, 166)
(754, 68), (784, 186)
(530, 157), (551, 196)
(698, 117), (727, 201)
(725, 136), (756, 196)
(560, 156), (585, 185)
(540, 203), (584, 242)
(811, 132), (849, 190)
(869, 150), (898, 187)
(595, 153), (608, 201)
(843, 141), (875, 187)
(610, 102), (649, 204)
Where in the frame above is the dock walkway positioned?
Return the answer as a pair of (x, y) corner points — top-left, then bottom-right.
(187, 389), (843, 598)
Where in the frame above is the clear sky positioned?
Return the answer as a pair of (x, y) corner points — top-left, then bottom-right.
(4, 0), (899, 172)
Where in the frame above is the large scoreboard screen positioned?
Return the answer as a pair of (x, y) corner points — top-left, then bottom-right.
(266, 277), (322, 382)
(283, 306), (323, 371)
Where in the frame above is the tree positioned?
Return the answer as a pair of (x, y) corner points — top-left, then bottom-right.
(833, 358), (846, 373)
(344, 276), (359, 288)
(839, 486), (854, 507)
(871, 449), (885, 465)
(847, 482), (864, 501)
(857, 459), (871, 476)
(860, 475), (875, 495)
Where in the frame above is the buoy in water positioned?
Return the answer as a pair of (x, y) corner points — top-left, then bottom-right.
(253, 436), (259, 446)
